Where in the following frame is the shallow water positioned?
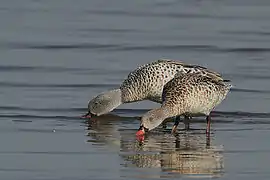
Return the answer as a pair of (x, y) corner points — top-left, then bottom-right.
(1, 0), (270, 179)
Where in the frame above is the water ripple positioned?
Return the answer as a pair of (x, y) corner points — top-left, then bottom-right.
(1, 108), (270, 125)
(3, 42), (121, 50)
(0, 82), (118, 88)
(1, 105), (270, 119)
(1, 114), (78, 120)
(0, 151), (104, 155)
(0, 65), (109, 73)
(221, 30), (270, 36)
(80, 28), (144, 33)
(86, 10), (269, 20)
(0, 106), (85, 112)
(3, 42), (270, 53)
(232, 88), (270, 94)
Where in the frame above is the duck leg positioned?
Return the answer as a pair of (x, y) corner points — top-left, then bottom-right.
(206, 115), (211, 134)
(171, 116), (180, 133)
(206, 133), (210, 148)
(183, 115), (190, 130)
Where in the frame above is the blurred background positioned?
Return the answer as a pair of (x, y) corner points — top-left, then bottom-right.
(0, 0), (270, 179)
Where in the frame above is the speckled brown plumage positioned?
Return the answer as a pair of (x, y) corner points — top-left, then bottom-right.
(159, 72), (231, 133)
(86, 59), (226, 117)
(120, 59), (221, 103)
(162, 72), (231, 117)
(138, 71), (231, 134)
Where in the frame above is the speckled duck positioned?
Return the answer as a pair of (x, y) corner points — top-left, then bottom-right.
(137, 72), (231, 135)
(83, 59), (223, 119)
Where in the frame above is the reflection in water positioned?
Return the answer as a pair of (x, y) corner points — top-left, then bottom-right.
(84, 114), (140, 148)
(85, 115), (224, 178)
(121, 133), (224, 178)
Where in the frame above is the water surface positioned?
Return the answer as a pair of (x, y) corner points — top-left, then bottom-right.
(1, 0), (270, 179)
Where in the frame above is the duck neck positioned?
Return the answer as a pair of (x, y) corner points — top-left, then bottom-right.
(160, 105), (181, 119)
(108, 88), (123, 108)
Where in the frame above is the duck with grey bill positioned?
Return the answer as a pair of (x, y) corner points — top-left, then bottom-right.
(82, 59), (224, 119)
(136, 72), (232, 138)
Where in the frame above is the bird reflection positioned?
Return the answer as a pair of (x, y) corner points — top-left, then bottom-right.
(84, 113), (139, 147)
(85, 115), (224, 178)
(121, 133), (224, 178)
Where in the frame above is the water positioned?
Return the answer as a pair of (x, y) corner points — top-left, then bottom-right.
(1, 0), (270, 179)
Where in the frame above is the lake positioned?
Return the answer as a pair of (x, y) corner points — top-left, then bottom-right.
(1, 0), (270, 179)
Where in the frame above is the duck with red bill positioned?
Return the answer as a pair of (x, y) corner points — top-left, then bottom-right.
(135, 72), (231, 135)
(136, 126), (145, 136)
(81, 112), (94, 119)
(136, 126), (146, 142)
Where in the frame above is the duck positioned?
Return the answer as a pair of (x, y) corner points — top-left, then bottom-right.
(136, 72), (231, 136)
(82, 59), (223, 119)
